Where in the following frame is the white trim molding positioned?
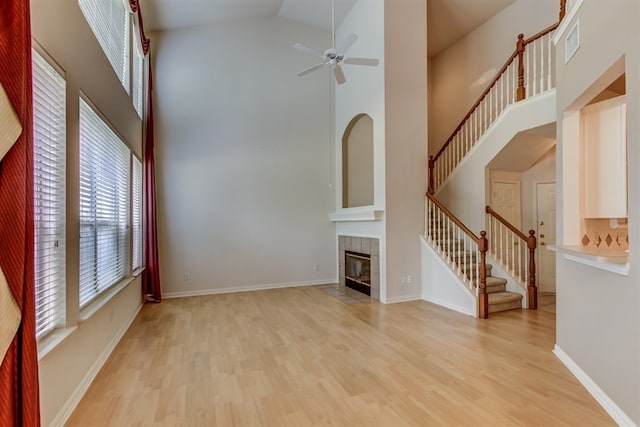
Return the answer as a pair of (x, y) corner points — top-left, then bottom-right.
(553, 345), (636, 426)
(385, 295), (422, 304)
(163, 279), (336, 299)
(552, 0), (584, 46)
(49, 303), (144, 427)
(422, 296), (476, 317)
(329, 207), (384, 222)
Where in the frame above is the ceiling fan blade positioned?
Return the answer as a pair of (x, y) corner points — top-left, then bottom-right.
(297, 63), (326, 77)
(294, 43), (325, 59)
(336, 33), (358, 55)
(333, 65), (346, 85)
(343, 57), (380, 66)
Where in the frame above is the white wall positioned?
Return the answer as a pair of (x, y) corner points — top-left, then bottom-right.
(30, 0), (144, 425)
(335, 0), (386, 211)
(555, 1), (640, 424)
(521, 146), (556, 232)
(153, 17), (336, 297)
(344, 115), (374, 207)
(332, 0), (388, 300)
(437, 92), (556, 234)
(429, 0), (558, 155)
(421, 238), (477, 316)
(383, 0), (427, 302)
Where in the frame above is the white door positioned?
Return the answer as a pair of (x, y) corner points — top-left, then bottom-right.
(536, 182), (556, 293)
(492, 181), (521, 227)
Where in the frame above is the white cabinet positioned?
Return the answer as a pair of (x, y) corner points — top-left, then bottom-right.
(582, 95), (627, 218)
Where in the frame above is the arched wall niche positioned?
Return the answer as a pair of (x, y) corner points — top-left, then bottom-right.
(342, 113), (374, 208)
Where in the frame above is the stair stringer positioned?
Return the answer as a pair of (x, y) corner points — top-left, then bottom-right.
(435, 90), (557, 234)
(420, 236), (478, 317)
(485, 253), (528, 308)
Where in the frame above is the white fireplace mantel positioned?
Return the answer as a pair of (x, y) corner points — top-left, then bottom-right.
(328, 207), (384, 222)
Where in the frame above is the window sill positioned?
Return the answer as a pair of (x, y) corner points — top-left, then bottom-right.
(37, 270), (144, 361)
(549, 245), (629, 276)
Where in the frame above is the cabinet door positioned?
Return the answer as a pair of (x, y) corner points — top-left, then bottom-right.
(582, 95), (627, 218)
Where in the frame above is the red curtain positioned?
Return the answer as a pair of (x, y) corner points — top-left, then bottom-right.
(143, 65), (162, 302)
(130, 0), (162, 302)
(0, 0), (41, 425)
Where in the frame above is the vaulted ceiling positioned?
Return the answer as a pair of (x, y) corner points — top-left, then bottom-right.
(143, 0), (515, 57)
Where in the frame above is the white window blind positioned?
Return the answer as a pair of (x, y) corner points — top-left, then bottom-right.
(132, 31), (144, 118)
(78, 0), (130, 92)
(132, 156), (142, 271)
(32, 49), (67, 339)
(79, 98), (131, 308)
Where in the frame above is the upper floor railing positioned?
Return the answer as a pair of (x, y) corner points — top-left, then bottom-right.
(428, 1), (565, 194)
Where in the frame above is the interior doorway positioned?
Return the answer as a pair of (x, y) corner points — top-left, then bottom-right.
(491, 180), (521, 228)
(536, 182), (556, 294)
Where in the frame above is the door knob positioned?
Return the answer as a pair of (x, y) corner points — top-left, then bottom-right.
(540, 234), (545, 238)
(540, 242), (546, 246)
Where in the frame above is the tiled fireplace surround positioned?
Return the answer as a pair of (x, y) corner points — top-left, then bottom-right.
(338, 236), (380, 300)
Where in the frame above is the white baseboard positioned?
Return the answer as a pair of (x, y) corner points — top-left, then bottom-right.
(423, 295), (476, 317)
(385, 294), (422, 304)
(553, 345), (636, 426)
(163, 279), (336, 299)
(49, 303), (143, 427)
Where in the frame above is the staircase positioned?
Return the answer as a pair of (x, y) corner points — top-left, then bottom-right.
(421, 4), (566, 318)
(428, 202), (523, 316)
(486, 277), (523, 313)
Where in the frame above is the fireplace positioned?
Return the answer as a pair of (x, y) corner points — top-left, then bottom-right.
(344, 251), (371, 296)
(339, 236), (379, 300)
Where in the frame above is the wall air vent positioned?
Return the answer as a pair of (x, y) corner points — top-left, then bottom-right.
(565, 20), (580, 64)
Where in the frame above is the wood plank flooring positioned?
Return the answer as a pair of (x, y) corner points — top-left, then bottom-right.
(67, 286), (614, 426)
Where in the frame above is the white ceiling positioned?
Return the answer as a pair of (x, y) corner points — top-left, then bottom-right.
(488, 123), (557, 172)
(427, 0), (516, 57)
(143, 0), (515, 56)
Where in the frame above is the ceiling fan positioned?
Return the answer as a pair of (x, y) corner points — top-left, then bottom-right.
(294, 34), (379, 85)
(294, 0), (379, 85)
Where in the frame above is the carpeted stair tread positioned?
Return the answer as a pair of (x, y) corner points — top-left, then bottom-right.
(488, 291), (523, 313)
(486, 276), (507, 293)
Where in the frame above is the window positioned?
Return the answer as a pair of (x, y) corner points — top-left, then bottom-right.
(132, 156), (142, 271)
(78, 0), (130, 92)
(32, 48), (67, 339)
(132, 27), (145, 118)
(79, 98), (131, 308)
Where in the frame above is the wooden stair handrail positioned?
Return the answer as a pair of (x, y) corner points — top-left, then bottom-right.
(427, 193), (488, 318)
(523, 22), (560, 45)
(485, 205), (529, 241)
(429, 0), (567, 191)
(485, 205), (538, 310)
(427, 192), (481, 243)
(433, 49), (519, 162)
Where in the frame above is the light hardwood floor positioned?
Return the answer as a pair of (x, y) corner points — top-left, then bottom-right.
(67, 286), (613, 426)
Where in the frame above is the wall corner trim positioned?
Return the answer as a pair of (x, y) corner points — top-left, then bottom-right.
(384, 295), (422, 304)
(552, 0), (585, 46)
(49, 303), (144, 427)
(163, 280), (336, 300)
(553, 345), (636, 426)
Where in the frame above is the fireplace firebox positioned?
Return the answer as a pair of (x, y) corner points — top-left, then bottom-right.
(345, 251), (371, 296)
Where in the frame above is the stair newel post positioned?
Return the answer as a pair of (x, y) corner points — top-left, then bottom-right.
(428, 155), (435, 195)
(527, 230), (538, 310)
(559, 0), (567, 21)
(478, 231), (489, 319)
(516, 34), (526, 101)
